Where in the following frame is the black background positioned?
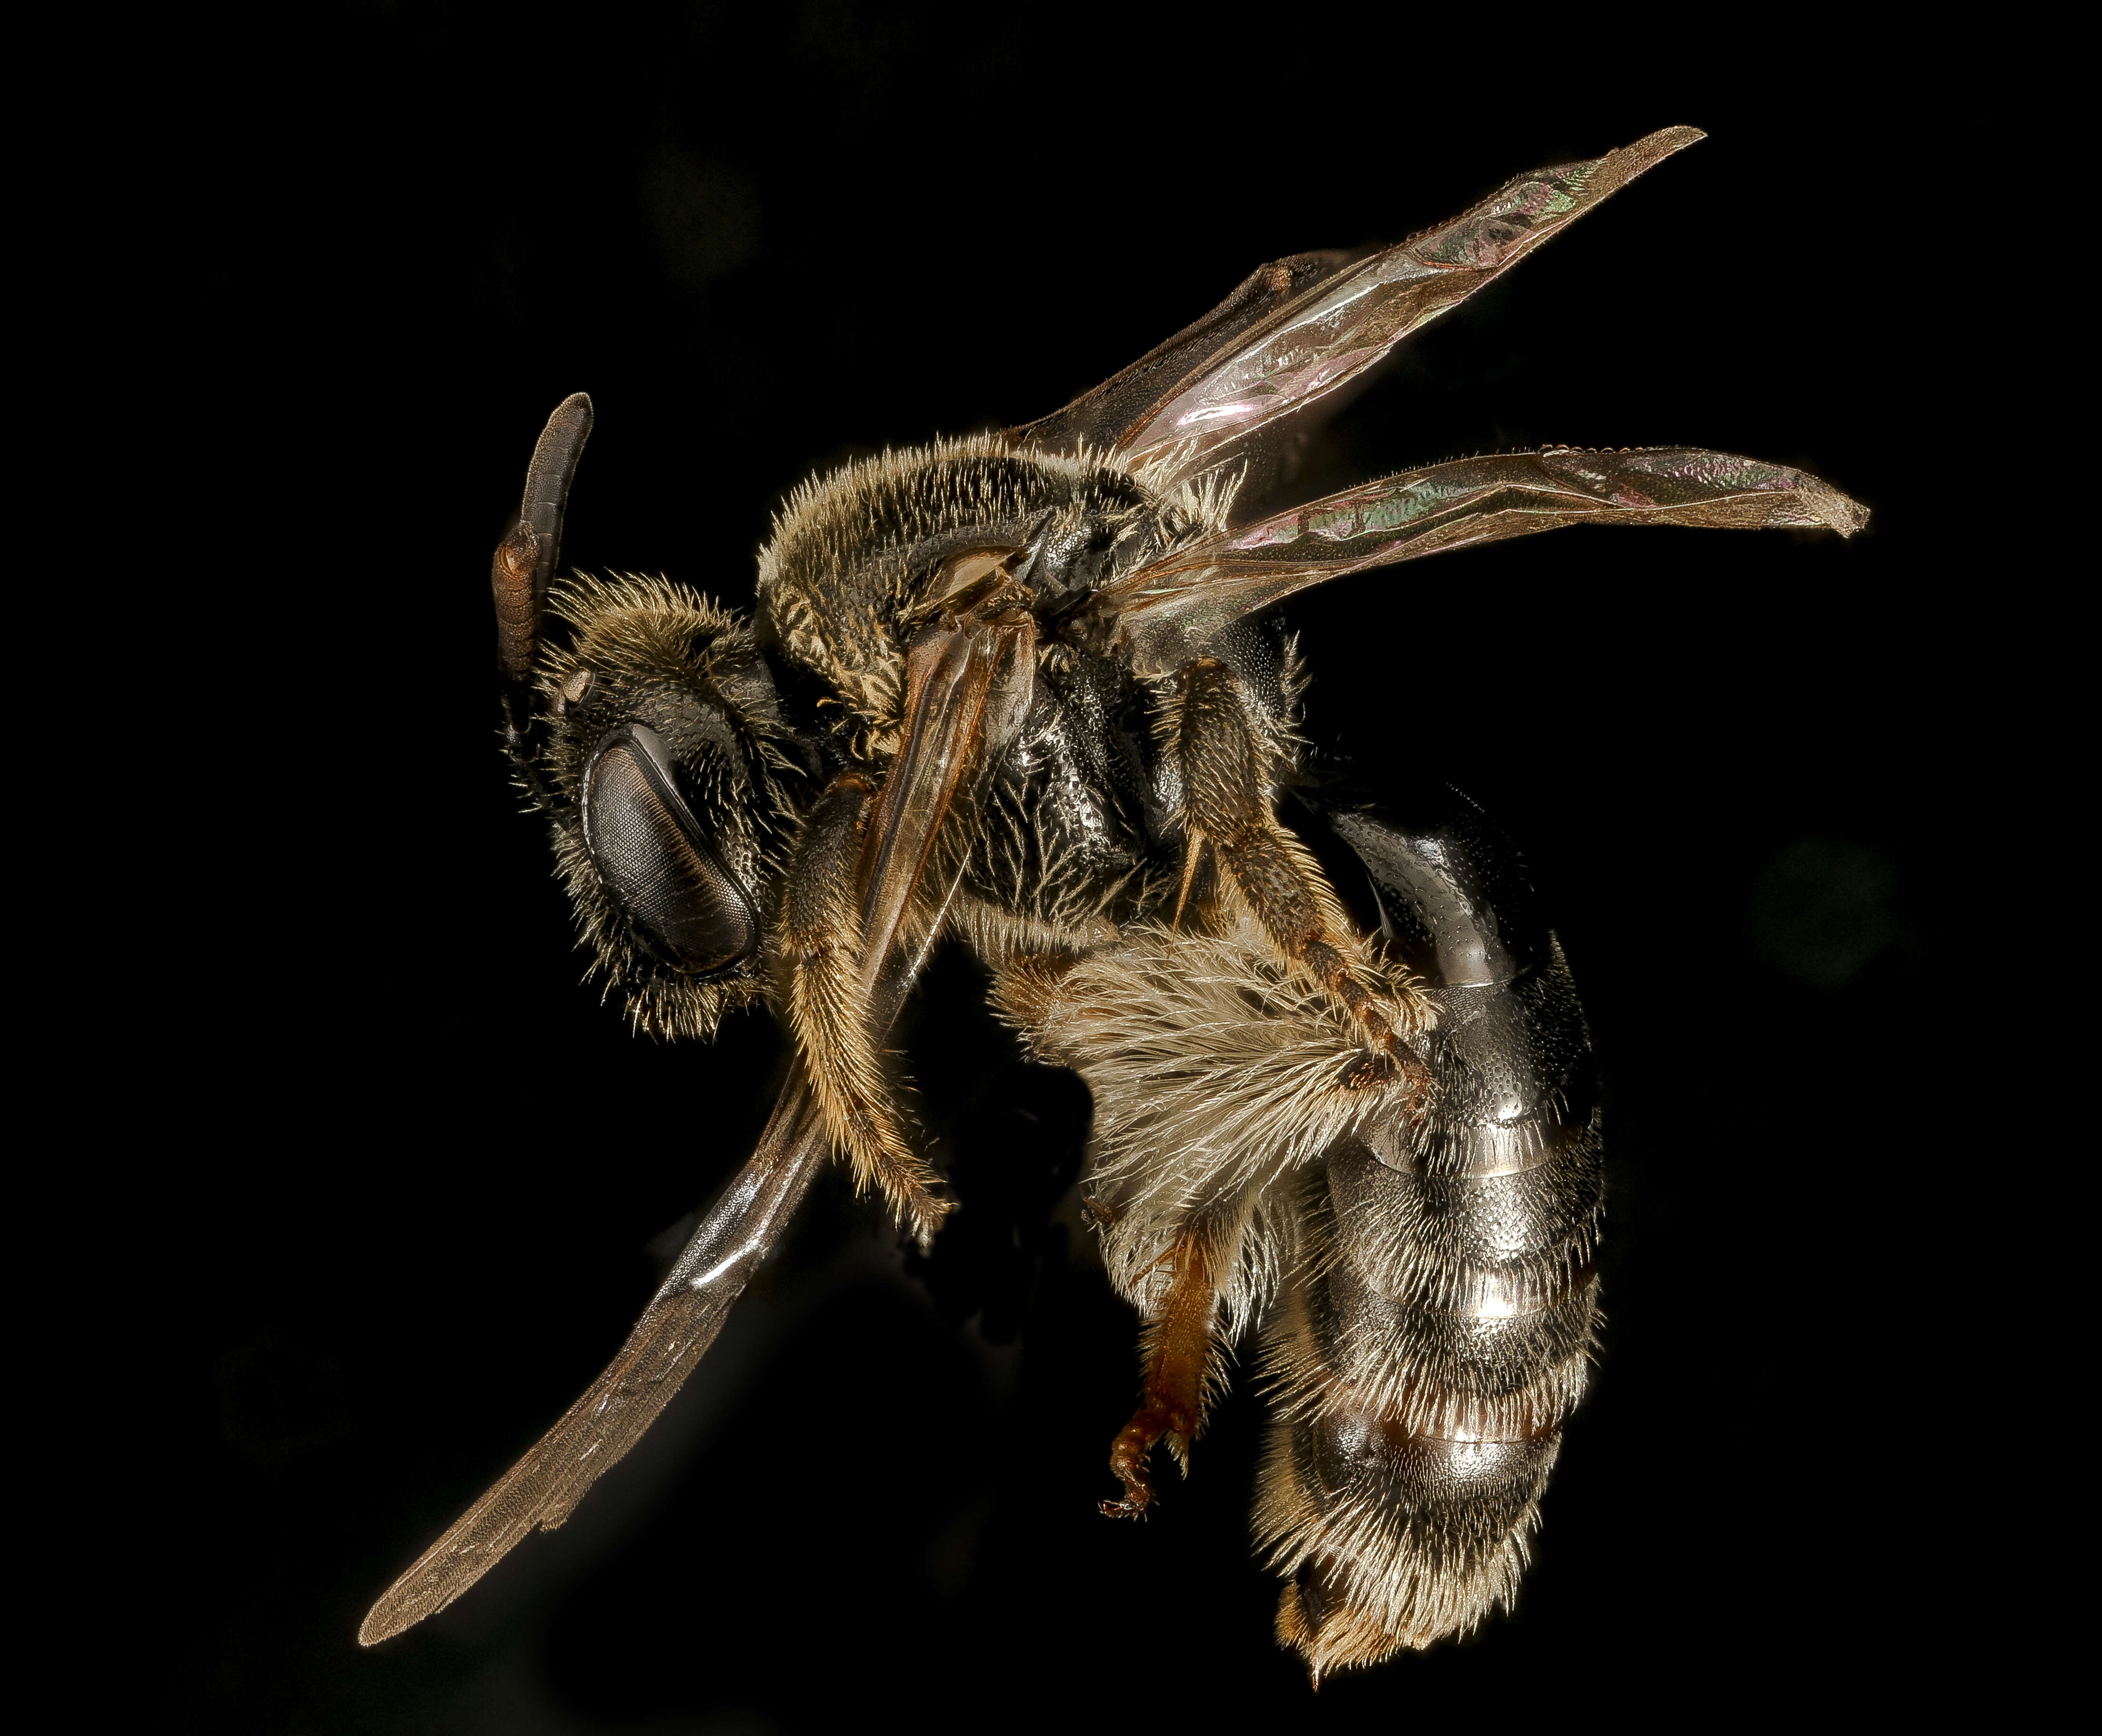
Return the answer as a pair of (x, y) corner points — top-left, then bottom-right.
(168, 8), (1962, 1731)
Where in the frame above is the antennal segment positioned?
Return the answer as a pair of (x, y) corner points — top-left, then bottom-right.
(491, 392), (594, 758)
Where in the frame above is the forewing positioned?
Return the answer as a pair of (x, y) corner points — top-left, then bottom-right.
(357, 1076), (829, 1646)
(1011, 251), (1353, 459)
(1078, 447), (1869, 675)
(1091, 128), (1705, 491)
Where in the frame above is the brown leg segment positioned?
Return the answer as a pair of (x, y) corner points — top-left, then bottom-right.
(1102, 1227), (1225, 1518)
(1173, 659), (1431, 1092)
(778, 775), (949, 1245)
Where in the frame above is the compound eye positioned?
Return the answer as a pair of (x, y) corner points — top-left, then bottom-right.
(581, 724), (758, 978)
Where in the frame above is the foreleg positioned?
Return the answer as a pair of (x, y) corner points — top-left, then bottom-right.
(778, 775), (949, 1246)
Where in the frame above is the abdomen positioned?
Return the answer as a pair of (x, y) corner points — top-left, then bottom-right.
(1257, 798), (1602, 1674)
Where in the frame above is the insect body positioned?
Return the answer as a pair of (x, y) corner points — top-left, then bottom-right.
(362, 128), (1862, 1673)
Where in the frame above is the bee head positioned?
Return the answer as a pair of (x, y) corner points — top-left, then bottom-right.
(537, 574), (811, 1039)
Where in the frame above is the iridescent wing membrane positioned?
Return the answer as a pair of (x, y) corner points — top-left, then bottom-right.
(1024, 125), (1864, 671)
(1018, 126), (1706, 489)
(1081, 446), (1868, 674)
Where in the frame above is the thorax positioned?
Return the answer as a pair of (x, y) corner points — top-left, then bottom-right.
(755, 436), (1300, 949)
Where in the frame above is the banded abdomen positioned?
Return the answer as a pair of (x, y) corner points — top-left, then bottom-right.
(1257, 799), (1602, 1674)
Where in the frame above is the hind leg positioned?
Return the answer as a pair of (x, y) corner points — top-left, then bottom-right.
(1101, 1215), (1238, 1518)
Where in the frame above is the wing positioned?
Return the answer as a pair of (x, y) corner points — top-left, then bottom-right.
(1014, 128), (1704, 493)
(360, 587), (1038, 1646)
(1010, 250), (1354, 460)
(357, 1070), (830, 1645)
(1070, 446), (1869, 676)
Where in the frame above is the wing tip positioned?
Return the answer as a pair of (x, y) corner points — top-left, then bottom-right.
(1806, 481), (1871, 538)
(357, 1601), (409, 1648)
(1586, 127), (1707, 203)
(1637, 124), (1707, 157)
(357, 1559), (466, 1647)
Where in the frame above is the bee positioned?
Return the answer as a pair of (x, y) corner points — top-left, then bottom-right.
(360, 127), (1863, 1675)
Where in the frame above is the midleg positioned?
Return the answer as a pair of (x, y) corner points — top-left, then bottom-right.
(1171, 658), (1432, 1083)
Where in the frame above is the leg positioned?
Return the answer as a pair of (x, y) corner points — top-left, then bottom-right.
(1102, 1216), (1235, 1518)
(991, 949), (1243, 1513)
(778, 775), (949, 1245)
(1172, 658), (1432, 1083)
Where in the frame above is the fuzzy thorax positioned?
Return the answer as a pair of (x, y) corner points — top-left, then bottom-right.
(755, 434), (1228, 761)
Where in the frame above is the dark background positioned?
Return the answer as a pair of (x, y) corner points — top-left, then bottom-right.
(166, 7), (1961, 1731)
